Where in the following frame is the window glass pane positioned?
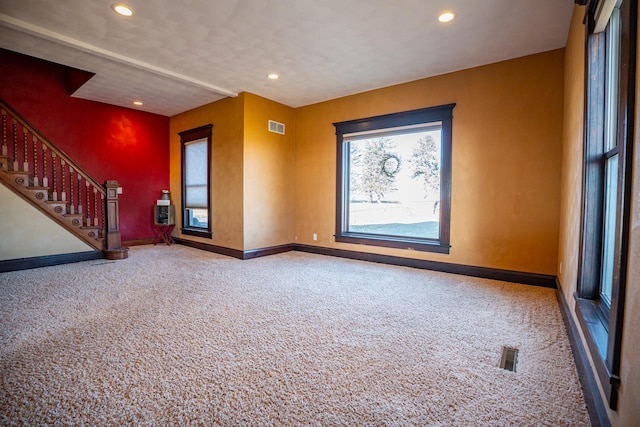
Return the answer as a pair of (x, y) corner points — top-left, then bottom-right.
(601, 153), (618, 307)
(186, 208), (208, 228)
(346, 127), (441, 240)
(184, 138), (208, 209)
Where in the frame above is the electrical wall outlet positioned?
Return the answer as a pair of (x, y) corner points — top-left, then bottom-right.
(313, 233), (318, 241)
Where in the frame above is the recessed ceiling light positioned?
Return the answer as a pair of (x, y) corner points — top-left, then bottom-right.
(267, 73), (279, 80)
(438, 11), (455, 23)
(112, 4), (134, 17)
(133, 101), (143, 106)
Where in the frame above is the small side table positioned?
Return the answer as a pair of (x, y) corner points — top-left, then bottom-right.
(153, 224), (175, 246)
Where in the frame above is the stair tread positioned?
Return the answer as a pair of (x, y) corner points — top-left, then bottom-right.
(27, 186), (50, 190)
(63, 213), (84, 217)
(45, 200), (67, 204)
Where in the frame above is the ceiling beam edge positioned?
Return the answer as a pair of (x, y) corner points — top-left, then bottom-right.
(0, 13), (238, 98)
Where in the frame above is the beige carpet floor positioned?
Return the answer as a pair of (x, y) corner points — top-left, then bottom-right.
(1, 245), (590, 426)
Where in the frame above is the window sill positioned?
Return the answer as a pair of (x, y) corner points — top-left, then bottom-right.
(574, 294), (619, 409)
(335, 232), (450, 254)
(181, 228), (212, 239)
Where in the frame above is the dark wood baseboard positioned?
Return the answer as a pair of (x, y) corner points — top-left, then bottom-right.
(0, 251), (104, 273)
(294, 244), (557, 288)
(174, 238), (294, 260)
(174, 238), (244, 259)
(243, 244), (294, 259)
(173, 240), (556, 287)
(122, 238), (154, 247)
(555, 280), (610, 427)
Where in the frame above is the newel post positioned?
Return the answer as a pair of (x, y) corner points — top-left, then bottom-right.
(104, 180), (129, 259)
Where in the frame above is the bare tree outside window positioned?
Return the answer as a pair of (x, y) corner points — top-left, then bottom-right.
(350, 137), (400, 203)
(410, 135), (440, 199)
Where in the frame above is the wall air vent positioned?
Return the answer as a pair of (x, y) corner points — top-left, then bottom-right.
(268, 120), (285, 135)
(500, 346), (519, 372)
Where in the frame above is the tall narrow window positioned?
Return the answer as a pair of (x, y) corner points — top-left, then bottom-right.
(334, 104), (454, 253)
(180, 124), (212, 238)
(576, 0), (635, 410)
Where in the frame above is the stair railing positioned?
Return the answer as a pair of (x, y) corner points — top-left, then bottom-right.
(0, 99), (123, 254)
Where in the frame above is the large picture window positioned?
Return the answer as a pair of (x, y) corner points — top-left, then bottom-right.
(180, 124), (212, 238)
(576, 0), (635, 410)
(334, 104), (455, 253)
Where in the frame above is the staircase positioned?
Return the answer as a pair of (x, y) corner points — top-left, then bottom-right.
(0, 99), (126, 259)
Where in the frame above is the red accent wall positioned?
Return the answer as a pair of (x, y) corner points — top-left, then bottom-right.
(0, 49), (170, 241)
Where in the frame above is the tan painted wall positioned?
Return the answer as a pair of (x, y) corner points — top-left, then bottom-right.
(619, 70), (640, 424)
(611, 6), (640, 425)
(0, 183), (93, 260)
(558, 7), (585, 305)
(169, 95), (245, 251)
(243, 93), (296, 250)
(294, 50), (565, 274)
(558, 5), (640, 425)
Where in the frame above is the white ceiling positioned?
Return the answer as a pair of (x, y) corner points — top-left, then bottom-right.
(0, 0), (575, 117)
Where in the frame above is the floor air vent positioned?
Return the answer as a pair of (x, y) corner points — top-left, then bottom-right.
(500, 346), (518, 372)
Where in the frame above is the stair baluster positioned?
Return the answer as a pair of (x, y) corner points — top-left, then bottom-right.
(61, 159), (67, 202)
(85, 180), (91, 226)
(77, 173), (82, 215)
(22, 127), (29, 172)
(32, 136), (39, 186)
(101, 192), (106, 237)
(93, 187), (99, 234)
(51, 152), (58, 201)
(1, 109), (7, 158)
(42, 145), (48, 187)
(69, 166), (75, 214)
(12, 119), (18, 171)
